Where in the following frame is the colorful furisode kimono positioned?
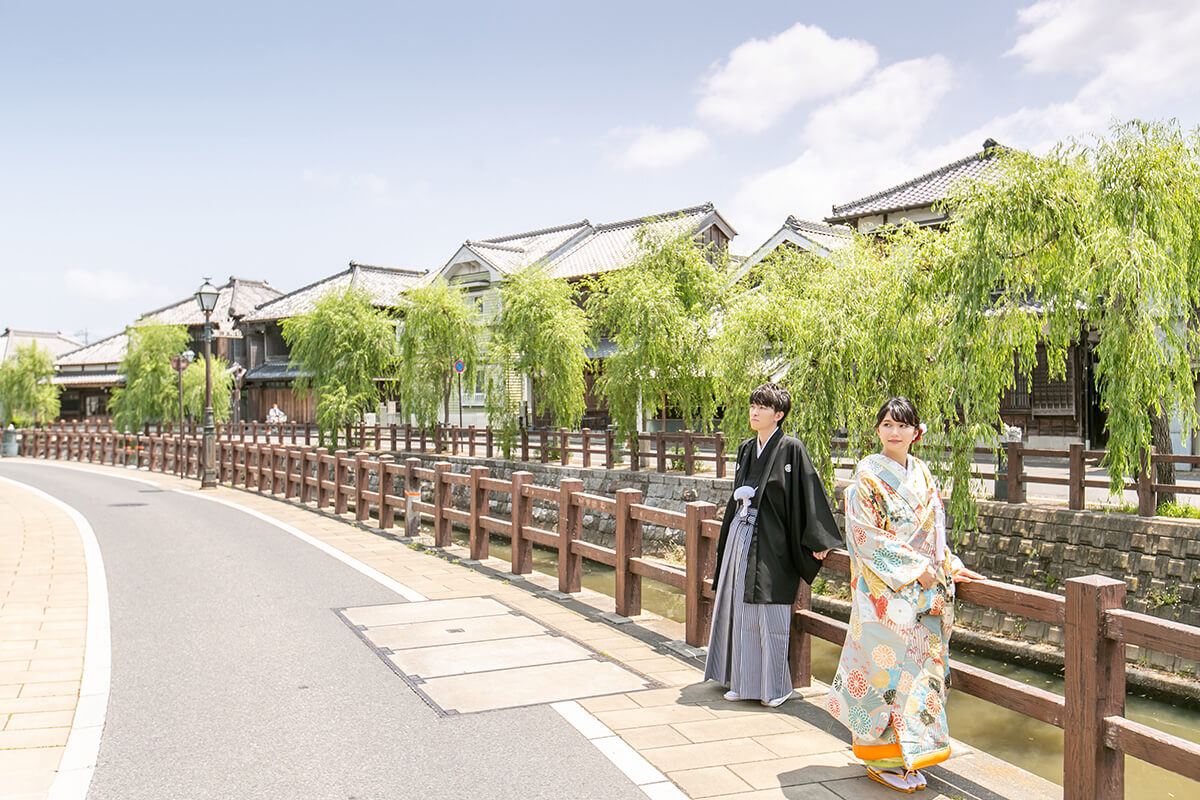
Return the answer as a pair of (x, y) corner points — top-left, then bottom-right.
(826, 453), (965, 772)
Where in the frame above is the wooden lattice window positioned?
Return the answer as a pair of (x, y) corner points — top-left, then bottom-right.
(1031, 347), (1075, 415)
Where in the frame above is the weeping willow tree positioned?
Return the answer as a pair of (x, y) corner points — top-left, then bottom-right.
(395, 278), (482, 427)
(110, 322), (232, 430)
(0, 343), (60, 426)
(585, 224), (731, 438)
(491, 263), (591, 429)
(939, 120), (1200, 503)
(281, 287), (397, 446)
(716, 231), (966, 517)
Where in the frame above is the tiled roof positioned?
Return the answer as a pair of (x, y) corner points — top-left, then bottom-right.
(54, 331), (128, 368)
(242, 263), (427, 323)
(0, 329), (84, 362)
(243, 362), (309, 381)
(52, 371), (123, 387)
(827, 139), (1008, 223)
(548, 204), (726, 280)
(140, 277), (283, 335)
(441, 203), (734, 283)
(733, 217), (852, 278)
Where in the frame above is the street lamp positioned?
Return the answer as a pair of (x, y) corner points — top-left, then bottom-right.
(195, 278), (220, 488)
(170, 349), (194, 478)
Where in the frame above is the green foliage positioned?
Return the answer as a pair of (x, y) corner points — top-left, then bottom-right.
(1155, 501), (1200, 520)
(181, 356), (233, 424)
(585, 222), (730, 438)
(281, 287), (397, 447)
(394, 278), (482, 427)
(110, 323), (233, 430)
(0, 343), (60, 426)
(110, 323), (190, 430)
(483, 336), (520, 458)
(941, 120), (1200, 496)
(492, 263), (591, 429)
(716, 231), (962, 513)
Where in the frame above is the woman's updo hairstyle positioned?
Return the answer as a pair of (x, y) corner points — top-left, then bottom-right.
(874, 396), (920, 430)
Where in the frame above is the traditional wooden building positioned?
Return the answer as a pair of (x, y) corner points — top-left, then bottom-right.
(238, 262), (427, 423)
(429, 202), (736, 429)
(823, 140), (1126, 450)
(51, 277), (281, 422)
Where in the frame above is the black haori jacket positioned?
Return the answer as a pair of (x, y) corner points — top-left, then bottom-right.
(712, 433), (843, 604)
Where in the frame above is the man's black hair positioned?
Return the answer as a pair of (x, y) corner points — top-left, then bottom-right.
(749, 383), (791, 424)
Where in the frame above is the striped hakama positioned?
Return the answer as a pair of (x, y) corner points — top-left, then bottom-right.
(703, 508), (793, 701)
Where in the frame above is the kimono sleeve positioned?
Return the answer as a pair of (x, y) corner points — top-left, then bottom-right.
(788, 438), (843, 578)
(844, 472), (930, 593)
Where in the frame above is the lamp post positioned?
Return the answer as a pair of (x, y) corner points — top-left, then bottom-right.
(170, 349), (194, 478)
(194, 278), (220, 488)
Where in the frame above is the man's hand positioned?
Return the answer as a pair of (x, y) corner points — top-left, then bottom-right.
(813, 549), (830, 561)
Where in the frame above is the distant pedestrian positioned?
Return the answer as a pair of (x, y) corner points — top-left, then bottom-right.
(266, 403), (286, 434)
(704, 383), (842, 708)
(826, 396), (984, 793)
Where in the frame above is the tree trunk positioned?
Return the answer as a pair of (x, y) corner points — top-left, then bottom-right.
(1151, 408), (1176, 505)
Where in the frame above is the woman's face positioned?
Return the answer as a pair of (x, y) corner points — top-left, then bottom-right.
(877, 411), (917, 457)
(749, 403), (784, 434)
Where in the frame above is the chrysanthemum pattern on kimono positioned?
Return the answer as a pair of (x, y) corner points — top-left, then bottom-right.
(826, 453), (964, 771)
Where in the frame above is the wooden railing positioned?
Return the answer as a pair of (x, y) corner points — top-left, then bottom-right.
(11, 427), (1200, 796)
(30, 422), (1200, 515)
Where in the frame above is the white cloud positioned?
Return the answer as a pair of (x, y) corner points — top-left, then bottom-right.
(1009, 0), (1200, 113)
(618, 126), (711, 169)
(63, 269), (171, 303)
(697, 23), (878, 133)
(730, 57), (954, 247)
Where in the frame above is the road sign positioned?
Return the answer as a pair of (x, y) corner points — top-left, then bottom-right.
(454, 360), (465, 373)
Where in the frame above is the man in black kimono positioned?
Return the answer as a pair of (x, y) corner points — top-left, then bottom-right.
(703, 383), (843, 706)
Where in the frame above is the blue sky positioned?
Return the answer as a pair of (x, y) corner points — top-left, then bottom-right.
(4, 1), (1200, 345)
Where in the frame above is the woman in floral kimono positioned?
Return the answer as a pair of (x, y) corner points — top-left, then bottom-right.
(826, 397), (983, 793)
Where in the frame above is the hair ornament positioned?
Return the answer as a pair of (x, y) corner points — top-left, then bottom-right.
(914, 422), (928, 442)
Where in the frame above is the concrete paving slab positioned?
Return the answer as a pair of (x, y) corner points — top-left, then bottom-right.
(420, 659), (653, 714)
(385, 633), (595, 678)
(342, 596), (506, 627)
(365, 612), (547, 650)
(666, 766), (755, 798)
(729, 751), (862, 790)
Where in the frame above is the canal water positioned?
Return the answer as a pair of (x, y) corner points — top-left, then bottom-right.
(453, 532), (1200, 799)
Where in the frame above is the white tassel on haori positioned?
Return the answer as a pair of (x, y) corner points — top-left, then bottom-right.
(734, 485), (756, 517)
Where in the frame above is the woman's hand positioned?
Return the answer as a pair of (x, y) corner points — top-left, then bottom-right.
(952, 566), (985, 583)
(813, 549), (830, 561)
(917, 566), (936, 590)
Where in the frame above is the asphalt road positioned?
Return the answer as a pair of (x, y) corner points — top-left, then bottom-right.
(0, 462), (649, 800)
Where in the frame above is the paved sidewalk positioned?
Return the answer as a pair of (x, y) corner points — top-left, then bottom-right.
(1, 459), (1062, 799)
(0, 479), (87, 800)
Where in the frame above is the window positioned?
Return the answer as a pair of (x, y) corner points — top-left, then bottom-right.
(1031, 347), (1075, 415)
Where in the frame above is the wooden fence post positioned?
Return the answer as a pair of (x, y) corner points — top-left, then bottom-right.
(1006, 440), (1024, 503)
(1063, 576), (1126, 800)
(521, 428), (529, 462)
(540, 430), (549, 464)
(1069, 442), (1085, 511)
(790, 582), (813, 689)
(334, 450), (350, 515)
(355, 453), (370, 522)
(433, 462), (452, 547)
(560, 428), (569, 466)
(377, 455), (395, 528)
(405, 457), (423, 539)
(614, 488), (643, 618)
(630, 434), (640, 472)
(486, 428), (493, 459)
(390, 423), (397, 452)
(715, 433), (726, 479)
(605, 429), (614, 470)
(683, 430), (695, 475)
(468, 425), (476, 458)
(685, 501), (717, 647)
(374, 424), (381, 452)
(468, 465), (489, 560)
(656, 431), (666, 473)
(1137, 447), (1156, 517)
(510, 471), (532, 574)
(581, 429), (592, 468)
(558, 478), (583, 593)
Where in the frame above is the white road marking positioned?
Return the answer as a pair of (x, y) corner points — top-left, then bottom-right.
(551, 701), (687, 799)
(0, 476), (111, 800)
